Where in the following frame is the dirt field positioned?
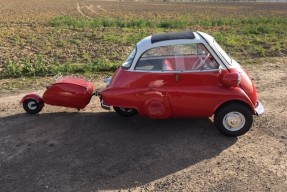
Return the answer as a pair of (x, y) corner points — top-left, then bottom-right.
(0, 58), (286, 192)
(0, 0), (287, 191)
(2, 0), (286, 22)
(1, 0), (287, 69)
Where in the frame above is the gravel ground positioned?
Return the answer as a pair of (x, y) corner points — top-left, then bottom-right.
(0, 59), (286, 192)
(0, 0), (286, 191)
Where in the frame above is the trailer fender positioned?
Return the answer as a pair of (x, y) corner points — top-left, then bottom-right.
(20, 94), (44, 106)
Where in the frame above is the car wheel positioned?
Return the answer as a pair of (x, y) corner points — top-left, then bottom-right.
(23, 99), (43, 114)
(214, 103), (253, 137)
(113, 107), (137, 117)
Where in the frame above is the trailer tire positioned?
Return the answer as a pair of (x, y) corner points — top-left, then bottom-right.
(23, 99), (43, 114)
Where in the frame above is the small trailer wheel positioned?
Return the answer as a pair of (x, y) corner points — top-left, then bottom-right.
(23, 99), (43, 114)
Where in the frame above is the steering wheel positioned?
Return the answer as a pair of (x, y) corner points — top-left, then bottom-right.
(193, 53), (210, 70)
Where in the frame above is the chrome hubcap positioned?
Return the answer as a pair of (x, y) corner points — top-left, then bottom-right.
(28, 101), (37, 110)
(223, 112), (245, 131)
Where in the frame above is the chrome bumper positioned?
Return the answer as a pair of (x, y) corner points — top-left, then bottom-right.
(255, 101), (264, 116)
(105, 77), (112, 87)
(100, 99), (110, 110)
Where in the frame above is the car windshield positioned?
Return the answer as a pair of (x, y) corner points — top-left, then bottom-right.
(213, 40), (232, 65)
(121, 48), (136, 69)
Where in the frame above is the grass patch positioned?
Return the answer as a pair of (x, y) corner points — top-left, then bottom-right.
(48, 16), (287, 30)
(47, 16), (287, 59)
(1, 55), (118, 78)
(1, 14), (287, 78)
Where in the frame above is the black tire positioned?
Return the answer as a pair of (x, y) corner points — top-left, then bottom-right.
(23, 99), (43, 114)
(214, 103), (253, 137)
(113, 107), (137, 117)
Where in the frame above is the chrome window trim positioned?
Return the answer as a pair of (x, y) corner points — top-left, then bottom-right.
(132, 68), (221, 73)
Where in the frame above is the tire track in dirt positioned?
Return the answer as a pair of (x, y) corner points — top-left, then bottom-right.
(76, 2), (108, 18)
(96, 5), (107, 12)
(76, 2), (92, 19)
(0, 23), (33, 27)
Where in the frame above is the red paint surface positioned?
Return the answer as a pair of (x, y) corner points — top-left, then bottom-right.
(101, 67), (257, 119)
(239, 68), (258, 104)
(42, 77), (94, 109)
(20, 94), (44, 104)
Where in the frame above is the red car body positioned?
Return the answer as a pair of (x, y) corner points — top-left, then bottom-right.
(100, 31), (264, 136)
(102, 67), (258, 119)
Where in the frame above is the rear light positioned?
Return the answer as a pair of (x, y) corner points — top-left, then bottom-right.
(221, 72), (241, 87)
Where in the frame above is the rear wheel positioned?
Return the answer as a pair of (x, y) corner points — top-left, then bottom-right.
(214, 103), (253, 137)
(23, 99), (43, 114)
(113, 107), (137, 117)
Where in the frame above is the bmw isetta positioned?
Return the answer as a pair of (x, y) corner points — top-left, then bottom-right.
(100, 31), (264, 136)
(21, 31), (264, 137)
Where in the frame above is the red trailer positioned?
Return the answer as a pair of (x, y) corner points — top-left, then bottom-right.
(20, 76), (94, 114)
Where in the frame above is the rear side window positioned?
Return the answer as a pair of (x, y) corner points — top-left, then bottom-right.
(121, 48), (136, 69)
(135, 44), (219, 71)
(213, 40), (232, 66)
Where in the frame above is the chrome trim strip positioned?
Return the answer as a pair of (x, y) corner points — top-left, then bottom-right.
(255, 101), (264, 116)
(101, 99), (111, 110)
(105, 77), (112, 87)
(132, 68), (221, 73)
(237, 72), (241, 86)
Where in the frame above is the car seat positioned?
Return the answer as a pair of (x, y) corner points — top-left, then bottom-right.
(162, 59), (174, 71)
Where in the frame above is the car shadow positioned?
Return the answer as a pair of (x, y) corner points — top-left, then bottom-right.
(0, 111), (237, 191)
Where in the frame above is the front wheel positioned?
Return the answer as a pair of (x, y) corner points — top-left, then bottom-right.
(23, 99), (43, 114)
(113, 107), (137, 117)
(214, 103), (253, 137)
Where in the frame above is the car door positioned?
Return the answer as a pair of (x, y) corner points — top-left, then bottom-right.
(134, 54), (173, 119)
(166, 70), (221, 117)
(162, 43), (222, 117)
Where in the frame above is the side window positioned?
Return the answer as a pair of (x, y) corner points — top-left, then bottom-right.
(135, 44), (219, 71)
(194, 44), (220, 70)
(135, 46), (174, 71)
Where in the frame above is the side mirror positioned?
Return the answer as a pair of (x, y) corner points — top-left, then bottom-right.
(221, 72), (241, 87)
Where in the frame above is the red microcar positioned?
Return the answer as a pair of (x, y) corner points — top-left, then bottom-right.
(100, 31), (264, 136)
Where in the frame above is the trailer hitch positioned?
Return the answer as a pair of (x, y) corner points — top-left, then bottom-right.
(93, 91), (101, 97)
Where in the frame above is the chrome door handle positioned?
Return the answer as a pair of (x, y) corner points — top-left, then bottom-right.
(175, 74), (180, 82)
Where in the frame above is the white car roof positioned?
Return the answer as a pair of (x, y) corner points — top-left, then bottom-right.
(136, 31), (205, 54)
(133, 31), (236, 70)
